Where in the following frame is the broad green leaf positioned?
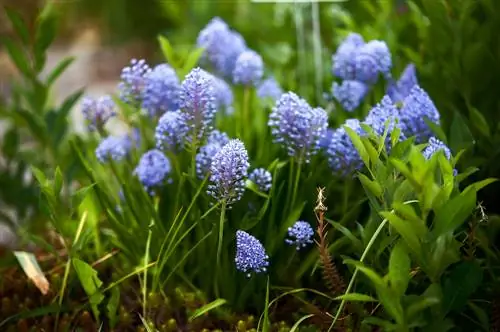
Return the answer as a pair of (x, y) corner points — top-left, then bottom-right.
(2, 128), (19, 159)
(158, 35), (177, 67)
(188, 299), (227, 322)
(442, 261), (483, 314)
(53, 167), (63, 196)
(449, 112), (474, 153)
(5, 7), (30, 44)
(181, 47), (205, 76)
(389, 158), (418, 188)
(463, 178), (497, 194)
(405, 296), (440, 321)
(73, 258), (104, 321)
(2, 38), (32, 77)
(46, 56), (75, 86)
(380, 211), (422, 256)
(391, 202), (427, 237)
(245, 179), (269, 199)
(468, 106), (490, 137)
(358, 173), (383, 198)
(13, 251), (49, 295)
(13, 109), (47, 145)
(345, 127), (369, 168)
(388, 240), (411, 297)
(334, 293), (377, 302)
(432, 187), (476, 238)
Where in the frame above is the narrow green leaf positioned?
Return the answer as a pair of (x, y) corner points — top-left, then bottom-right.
(405, 296), (440, 321)
(358, 173), (383, 198)
(158, 35), (177, 67)
(245, 179), (269, 199)
(2, 38), (32, 77)
(334, 293), (377, 302)
(5, 7), (30, 44)
(463, 178), (497, 194)
(181, 47), (205, 76)
(106, 287), (120, 328)
(388, 240), (411, 297)
(72, 258), (104, 321)
(380, 211), (422, 256)
(442, 261), (483, 314)
(432, 187), (477, 237)
(289, 314), (315, 332)
(53, 167), (63, 196)
(345, 126), (369, 168)
(34, 1), (59, 71)
(468, 106), (490, 137)
(188, 299), (227, 322)
(449, 112), (474, 152)
(46, 56), (74, 86)
(13, 251), (49, 295)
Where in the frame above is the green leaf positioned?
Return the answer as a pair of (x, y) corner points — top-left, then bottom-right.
(158, 35), (177, 67)
(442, 261), (483, 314)
(463, 178), (497, 194)
(449, 112), (474, 153)
(34, 1), (59, 72)
(289, 314), (315, 332)
(13, 108), (47, 145)
(2, 37), (32, 77)
(2, 128), (19, 159)
(405, 296), (440, 321)
(245, 179), (269, 199)
(13, 251), (49, 295)
(181, 47), (205, 76)
(5, 7), (30, 45)
(432, 186), (476, 238)
(424, 119), (447, 143)
(380, 211), (422, 257)
(362, 317), (397, 330)
(106, 287), (120, 328)
(46, 56), (74, 86)
(53, 167), (63, 196)
(73, 258), (104, 321)
(345, 127), (369, 168)
(468, 106), (490, 137)
(334, 293), (377, 302)
(188, 299), (227, 322)
(358, 173), (383, 199)
(388, 240), (411, 297)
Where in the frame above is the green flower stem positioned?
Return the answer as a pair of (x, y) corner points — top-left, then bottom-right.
(243, 86), (251, 143)
(214, 200), (227, 298)
(290, 160), (303, 210)
(284, 158), (295, 215)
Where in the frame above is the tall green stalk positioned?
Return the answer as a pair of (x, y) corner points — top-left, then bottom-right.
(214, 200), (227, 297)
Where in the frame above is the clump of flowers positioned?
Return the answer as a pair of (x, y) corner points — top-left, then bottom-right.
(268, 92), (328, 164)
(257, 76), (283, 101)
(285, 221), (314, 250)
(235, 230), (269, 277)
(142, 63), (181, 117)
(332, 33), (365, 80)
(249, 168), (272, 192)
(95, 135), (131, 163)
(387, 63), (418, 103)
(196, 130), (231, 179)
(196, 17), (247, 78)
(331, 80), (369, 112)
(232, 50), (264, 86)
(155, 111), (189, 152)
(179, 68), (217, 144)
(422, 137), (452, 160)
(399, 85), (440, 143)
(134, 149), (172, 194)
(208, 74), (234, 115)
(326, 119), (364, 175)
(208, 139), (250, 205)
(118, 58), (151, 106)
(81, 95), (116, 131)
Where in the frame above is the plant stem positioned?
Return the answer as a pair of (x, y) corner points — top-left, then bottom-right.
(143, 219), (153, 318)
(291, 160), (302, 209)
(243, 86), (251, 143)
(214, 200), (227, 297)
(284, 158), (295, 214)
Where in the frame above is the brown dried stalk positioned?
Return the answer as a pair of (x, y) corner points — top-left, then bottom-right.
(314, 187), (345, 296)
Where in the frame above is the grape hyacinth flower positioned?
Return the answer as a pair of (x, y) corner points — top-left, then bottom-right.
(179, 68), (217, 144)
(387, 63), (418, 103)
(235, 230), (269, 277)
(399, 85), (440, 143)
(155, 111), (189, 152)
(118, 58), (151, 106)
(257, 76), (283, 101)
(268, 92), (328, 163)
(208, 139), (250, 205)
(209, 74), (234, 115)
(422, 137), (452, 160)
(142, 63), (181, 117)
(81, 95), (116, 131)
(285, 221), (314, 250)
(249, 168), (272, 192)
(354, 40), (392, 83)
(332, 33), (365, 80)
(134, 149), (171, 194)
(331, 80), (369, 112)
(95, 135), (131, 163)
(319, 128), (335, 152)
(207, 130), (230, 146)
(196, 17), (247, 78)
(364, 96), (405, 150)
(327, 119), (364, 175)
(233, 50), (264, 86)
(196, 130), (231, 179)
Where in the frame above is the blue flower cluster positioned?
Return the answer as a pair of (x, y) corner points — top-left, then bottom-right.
(363, 95), (405, 145)
(95, 135), (131, 163)
(142, 63), (181, 117)
(285, 221), (314, 250)
(387, 63), (418, 103)
(249, 168), (272, 192)
(330, 33), (391, 112)
(178, 68), (217, 144)
(133, 149), (171, 194)
(81, 95), (116, 131)
(326, 119), (365, 175)
(233, 50), (264, 86)
(269, 92), (328, 163)
(118, 58), (151, 106)
(155, 110), (189, 152)
(422, 137), (452, 160)
(197, 17), (247, 78)
(208, 139), (250, 205)
(235, 230), (269, 277)
(196, 130), (230, 179)
(207, 73), (234, 115)
(257, 76), (283, 101)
